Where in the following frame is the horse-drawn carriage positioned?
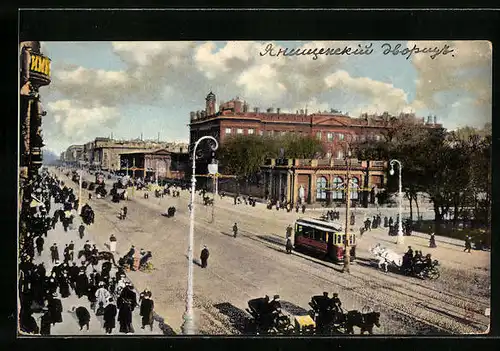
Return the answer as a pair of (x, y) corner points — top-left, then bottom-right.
(95, 185), (107, 198)
(370, 244), (440, 280)
(245, 296), (294, 335)
(203, 196), (214, 206)
(308, 295), (381, 335)
(244, 294), (381, 335)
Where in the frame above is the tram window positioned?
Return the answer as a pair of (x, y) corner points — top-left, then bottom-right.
(337, 234), (342, 245)
(313, 230), (323, 241)
(349, 236), (353, 245)
(342, 235), (346, 244)
(303, 226), (314, 238)
(296, 225), (303, 235)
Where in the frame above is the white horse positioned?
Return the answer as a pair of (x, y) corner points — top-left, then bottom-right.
(369, 243), (403, 272)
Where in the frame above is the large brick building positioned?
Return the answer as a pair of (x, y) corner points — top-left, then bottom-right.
(189, 92), (442, 206)
(189, 92), (442, 160)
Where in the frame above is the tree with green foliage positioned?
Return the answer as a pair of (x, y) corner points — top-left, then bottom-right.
(353, 122), (491, 228)
(218, 134), (325, 191)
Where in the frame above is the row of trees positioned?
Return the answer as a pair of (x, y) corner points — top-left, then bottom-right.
(214, 122), (491, 229)
(218, 134), (324, 181)
(353, 122), (491, 227)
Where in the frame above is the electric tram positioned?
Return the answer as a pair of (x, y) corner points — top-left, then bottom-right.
(294, 218), (356, 262)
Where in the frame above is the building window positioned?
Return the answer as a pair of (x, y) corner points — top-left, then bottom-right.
(280, 131), (286, 136)
(327, 133), (334, 142)
(237, 128), (244, 134)
(338, 133), (345, 141)
(248, 128), (254, 134)
(375, 134), (381, 141)
(316, 132), (322, 140)
(326, 152), (332, 159)
(268, 130), (274, 136)
(350, 177), (359, 200)
(333, 176), (344, 200)
(337, 150), (344, 159)
(259, 130), (263, 136)
(316, 176), (327, 200)
(225, 128), (232, 134)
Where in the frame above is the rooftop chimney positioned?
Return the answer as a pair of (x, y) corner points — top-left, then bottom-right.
(277, 108), (280, 114)
(300, 109), (304, 114)
(427, 115), (432, 124)
(433, 115), (437, 125)
(243, 103), (249, 113)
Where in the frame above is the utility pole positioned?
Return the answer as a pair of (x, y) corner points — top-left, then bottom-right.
(343, 148), (351, 274)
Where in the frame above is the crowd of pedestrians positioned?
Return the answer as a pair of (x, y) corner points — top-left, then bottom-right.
(18, 169), (156, 335)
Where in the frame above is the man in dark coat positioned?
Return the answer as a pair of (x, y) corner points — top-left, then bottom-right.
(200, 246), (209, 268)
(140, 295), (154, 331)
(74, 306), (91, 331)
(69, 262), (79, 290)
(35, 236), (44, 256)
(40, 311), (52, 335)
(103, 297), (117, 334)
(68, 241), (75, 261)
(19, 308), (39, 334)
(118, 299), (133, 334)
(50, 243), (59, 264)
(464, 235), (472, 253)
(58, 273), (71, 298)
(120, 284), (138, 311)
(101, 259), (112, 277)
(88, 281), (98, 311)
(75, 271), (89, 298)
(47, 293), (63, 325)
(285, 238), (293, 254)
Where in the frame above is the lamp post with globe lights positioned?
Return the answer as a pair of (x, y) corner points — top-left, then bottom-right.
(389, 159), (403, 244)
(182, 136), (219, 335)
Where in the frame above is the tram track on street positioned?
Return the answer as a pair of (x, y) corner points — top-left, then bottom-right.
(56, 171), (489, 335)
(112, 190), (487, 334)
(200, 195), (490, 332)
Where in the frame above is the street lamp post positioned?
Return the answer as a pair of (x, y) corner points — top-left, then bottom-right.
(78, 167), (83, 215)
(389, 159), (404, 244)
(343, 147), (352, 273)
(182, 135), (219, 335)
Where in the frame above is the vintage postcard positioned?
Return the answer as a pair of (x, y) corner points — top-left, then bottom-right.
(18, 39), (491, 336)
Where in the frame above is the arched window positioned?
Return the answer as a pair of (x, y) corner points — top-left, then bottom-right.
(350, 177), (359, 200)
(332, 176), (344, 200)
(316, 176), (327, 200)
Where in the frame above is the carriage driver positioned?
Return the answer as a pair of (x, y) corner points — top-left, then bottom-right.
(331, 293), (342, 313)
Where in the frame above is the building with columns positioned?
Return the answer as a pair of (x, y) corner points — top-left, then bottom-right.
(261, 158), (387, 207)
(190, 92), (441, 205)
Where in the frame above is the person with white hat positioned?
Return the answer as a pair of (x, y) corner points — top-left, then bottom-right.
(109, 234), (117, 253)
(95, 281), (111, 309)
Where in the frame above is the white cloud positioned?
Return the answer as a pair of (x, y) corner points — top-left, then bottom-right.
(408, 40), (492, 111)
(41, 40), (492, 153)
(44, 100), (120, 149)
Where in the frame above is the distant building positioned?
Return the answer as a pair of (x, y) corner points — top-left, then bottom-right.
(62, 145), (84, 165)
(61, 138), (189, 171)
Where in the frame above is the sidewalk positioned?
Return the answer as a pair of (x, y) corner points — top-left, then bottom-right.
(410, 231), (465, 248)
(28, 186), (166, 335)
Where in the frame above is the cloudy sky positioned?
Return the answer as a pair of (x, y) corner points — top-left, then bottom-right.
(37, 40), (492, 155)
